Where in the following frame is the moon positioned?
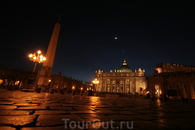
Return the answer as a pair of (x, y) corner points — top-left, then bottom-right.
(115, 37), (117, 39)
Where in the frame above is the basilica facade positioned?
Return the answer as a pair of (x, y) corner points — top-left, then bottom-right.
(94, 60), (147, 95)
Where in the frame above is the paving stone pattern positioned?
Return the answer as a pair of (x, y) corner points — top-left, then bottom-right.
(0, 89), (195, 130)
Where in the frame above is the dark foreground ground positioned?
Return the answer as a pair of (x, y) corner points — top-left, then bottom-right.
(0, 89), (195, 130)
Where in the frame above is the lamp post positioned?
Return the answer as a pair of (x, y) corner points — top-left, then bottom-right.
(80, 87), (83, 96)
(92, 78), (99, 92)
(28, 50), (46, 72)
(72, 85), (75, 95)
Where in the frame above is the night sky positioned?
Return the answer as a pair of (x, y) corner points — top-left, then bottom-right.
(1, 1), (195, 82)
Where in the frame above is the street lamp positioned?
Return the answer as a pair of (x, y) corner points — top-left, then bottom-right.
(72, 85), (75, 95)
(80, 87), (83, 96)
(92, 78), (99, 91)
(28, 50), (46, 72)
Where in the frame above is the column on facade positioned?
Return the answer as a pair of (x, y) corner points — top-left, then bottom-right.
(105, 79), (107, 92)
(188, 83), (193, 99)
(185, 83), (192, 99)
(189, 83), (195, 99)
(99, 80), (102, 91)
(125, 79), (127, 93)
(110, 79), (113, 92)
(102, 79), (105, 92)
(134, 79), (136, 94)
(123, 79), (125, 93)
(120, 80), (122, 93)
(135, 78), (137, 94)
(120, 80), (123, 93)
(104, 80), (107, 92)
(175, 84), (180, 97)
(184, 83), (190, 99)
(119, 80), (121, 93)
(128, 79), (131, 93)
(178, 83), (183, 97)
(172, 82), (178, 97)
(139, 79), (143, 95)
(126, 79), (128, 93)
(181, 83), (186, 98)
(186, 83), (190, 98)
(99, 80), (101, 91)
(116, 80), (118, 92)
(114, 80), (118, 92)
(101, 80), (104, 92)
(111, 79), (116, 92)
(118, 80), (120, 93)
(108, 79), (111, 92)
(130, 80), (133, 93)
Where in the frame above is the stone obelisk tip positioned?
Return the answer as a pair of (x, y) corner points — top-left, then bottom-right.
(58, 14), (62, 23)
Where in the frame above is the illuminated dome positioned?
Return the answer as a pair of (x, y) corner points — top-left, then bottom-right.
(118, 60), (132, 72)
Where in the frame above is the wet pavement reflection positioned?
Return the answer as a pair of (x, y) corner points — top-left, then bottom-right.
(0, 89), (195, 129)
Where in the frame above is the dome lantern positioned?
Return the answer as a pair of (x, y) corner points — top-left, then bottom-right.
(118, 60), (132, 72)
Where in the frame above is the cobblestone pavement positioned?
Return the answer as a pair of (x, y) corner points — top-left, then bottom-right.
(0, 89), (195, 130)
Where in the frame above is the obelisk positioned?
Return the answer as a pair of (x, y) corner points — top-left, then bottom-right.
(34, 17), (61, 89)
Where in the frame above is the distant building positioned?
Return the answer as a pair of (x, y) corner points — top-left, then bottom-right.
(155, 63), (195, 73)
(94, 60), (147, 95)
(50, 72), (91, 93)
(148, 63), (195, 99)
(0, 67), (35, 90)
(0, 67), (91, 93)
